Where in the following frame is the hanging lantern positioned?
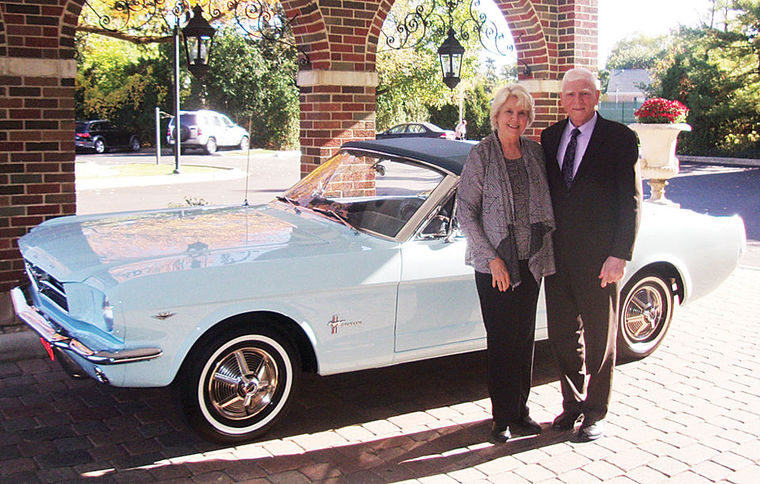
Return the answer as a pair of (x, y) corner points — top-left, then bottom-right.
(438, 29), (465, 89)
(182, 5), (216, 78)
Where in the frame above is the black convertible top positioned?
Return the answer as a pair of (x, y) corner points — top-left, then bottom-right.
(341, 138), (475, 176)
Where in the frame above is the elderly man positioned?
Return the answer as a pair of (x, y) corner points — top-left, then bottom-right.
(541, 68), (642, 441)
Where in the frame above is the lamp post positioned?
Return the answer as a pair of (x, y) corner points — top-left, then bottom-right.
(172, 5), (216, 174)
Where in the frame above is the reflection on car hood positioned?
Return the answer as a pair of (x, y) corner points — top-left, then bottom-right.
(19, 205), (341, 285)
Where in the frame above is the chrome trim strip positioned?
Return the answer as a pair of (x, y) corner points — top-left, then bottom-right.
(10, 287), (162, 365)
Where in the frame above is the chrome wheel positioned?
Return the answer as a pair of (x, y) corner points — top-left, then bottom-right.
(239, 136), (249, 151)
(129, 136), (141, 152)
(180, 326), (299, 443)
(207, 346), (279, 421)
(94, 138), (106, 154)
(618, 274), (673, 360)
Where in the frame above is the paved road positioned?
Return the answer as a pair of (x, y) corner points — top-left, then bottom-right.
(1, 266), (758, 482)
(0, 152), (757, 482)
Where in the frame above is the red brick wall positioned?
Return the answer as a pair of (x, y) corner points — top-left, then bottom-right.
(0, 0), (82, 293)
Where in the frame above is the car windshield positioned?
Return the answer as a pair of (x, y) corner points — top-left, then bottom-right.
(280, 150), (445, 238)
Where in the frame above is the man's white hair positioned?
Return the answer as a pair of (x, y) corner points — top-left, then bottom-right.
(561, 68), (601, 91)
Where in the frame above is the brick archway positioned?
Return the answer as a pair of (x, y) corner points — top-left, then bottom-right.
(0, 0), (597, 298)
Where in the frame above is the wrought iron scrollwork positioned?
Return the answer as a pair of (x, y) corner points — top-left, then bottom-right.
(380, 0), (515, 58)
(78, 0), (309, 65)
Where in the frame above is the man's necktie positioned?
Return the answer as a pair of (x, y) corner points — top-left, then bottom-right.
(562, 128), (581, 188)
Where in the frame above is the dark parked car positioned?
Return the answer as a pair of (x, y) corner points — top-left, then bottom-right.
(75, 120), (141, 154)
(376, 122), (456, 140)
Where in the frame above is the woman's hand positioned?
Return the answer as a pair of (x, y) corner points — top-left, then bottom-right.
(489, 257), (511, 292)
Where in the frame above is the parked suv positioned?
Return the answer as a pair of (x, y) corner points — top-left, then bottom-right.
(167, 110), (250, 154)
(75, 120), (141, 154)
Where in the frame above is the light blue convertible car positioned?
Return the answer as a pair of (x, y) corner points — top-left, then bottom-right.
(12, 138), (746, 443)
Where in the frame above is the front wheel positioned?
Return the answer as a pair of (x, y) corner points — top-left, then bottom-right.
(617, 273), (674, 360)
(179, 325), (300, 443)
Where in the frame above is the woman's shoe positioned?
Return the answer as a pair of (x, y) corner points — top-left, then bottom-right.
(490, 423), (512, 443)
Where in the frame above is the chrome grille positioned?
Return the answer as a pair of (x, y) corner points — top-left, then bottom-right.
(25, 261), (68, 311)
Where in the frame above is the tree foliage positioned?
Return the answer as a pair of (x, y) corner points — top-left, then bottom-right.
(200, 27), (299, 149)
(74, 23), (299, 149)
(649, 1), (760, 157)
(75, 33), (173, 141)
(606, 34), (669, 70)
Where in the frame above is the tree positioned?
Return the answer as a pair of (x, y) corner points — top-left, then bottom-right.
(650, 7), (760, 157)
(606, 34), (669, 71)
(201, 27), (299, 149)
(75, 33), (173, 144)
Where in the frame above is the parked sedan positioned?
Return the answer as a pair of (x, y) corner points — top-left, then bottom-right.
(12, 138), (746, 444)
(376, 122), (456, 140)
(75, 120), (141, 154)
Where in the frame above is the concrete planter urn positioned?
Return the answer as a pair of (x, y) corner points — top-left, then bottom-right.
(629, 123), (691, 205)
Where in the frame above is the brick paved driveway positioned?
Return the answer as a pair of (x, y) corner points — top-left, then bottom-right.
(2, 266), (759, 483)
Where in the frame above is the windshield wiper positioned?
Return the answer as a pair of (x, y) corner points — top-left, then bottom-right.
(275, 196), (301, 213)
(311, 207), (358, 234)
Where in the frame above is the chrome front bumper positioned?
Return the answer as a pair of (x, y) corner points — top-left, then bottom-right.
(10, 286), (162, 365)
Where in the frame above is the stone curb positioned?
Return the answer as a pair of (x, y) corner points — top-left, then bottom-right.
(680, 155), (760, 167)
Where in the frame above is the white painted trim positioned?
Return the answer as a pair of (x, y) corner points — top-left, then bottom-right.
(0, 57), (77, 78)
(518, 79), (562, 93)
(297, 70), (378, 87)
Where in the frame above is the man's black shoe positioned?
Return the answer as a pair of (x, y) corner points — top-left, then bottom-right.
(508, 416), (542, 435)
(490, 423), (511, 443)
(551, 411), (582, 430)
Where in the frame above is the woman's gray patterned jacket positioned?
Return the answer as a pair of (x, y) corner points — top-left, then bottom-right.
(456, 133), (556, 287)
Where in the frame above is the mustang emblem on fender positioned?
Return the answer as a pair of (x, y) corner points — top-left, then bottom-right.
(328, 314), (362, 334)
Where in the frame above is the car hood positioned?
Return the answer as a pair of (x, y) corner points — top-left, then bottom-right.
(19, 204), (356, 286)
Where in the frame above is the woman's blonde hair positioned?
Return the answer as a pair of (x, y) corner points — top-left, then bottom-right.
(489, 84), (535, 131)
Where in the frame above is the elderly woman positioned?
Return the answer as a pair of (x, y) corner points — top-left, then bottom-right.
(456, 84), (555, 443)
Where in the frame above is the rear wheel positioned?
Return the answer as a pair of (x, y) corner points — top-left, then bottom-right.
(179, 325), (300, 443)
(94, 138), (106, 154)
(239, 136), (250, 151)
(617, 273), (674, 360)
(203, 137), (218, 154)
(129, 136), (141, 152)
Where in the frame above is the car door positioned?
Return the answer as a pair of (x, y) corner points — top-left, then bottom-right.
(99, 121), (120, 149)
(395, 193), (486, 353)
(219, 114), (237, 146)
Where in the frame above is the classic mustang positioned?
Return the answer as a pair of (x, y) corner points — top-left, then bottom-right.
(12, 138), (746, 443)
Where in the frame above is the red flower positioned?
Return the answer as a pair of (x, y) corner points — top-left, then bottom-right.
(634, 98), (689, 124)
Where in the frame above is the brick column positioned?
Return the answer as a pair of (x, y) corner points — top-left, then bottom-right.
(0, 57), (76, 298)
(496, 0), (599, 139)
(296, 69), (377, 177)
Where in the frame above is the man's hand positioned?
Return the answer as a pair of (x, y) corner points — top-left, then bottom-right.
(599, 256), (626, 288)
(489, 257), (511, 292)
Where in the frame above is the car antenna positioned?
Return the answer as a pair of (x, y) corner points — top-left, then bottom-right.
(243, 116), (252, 207)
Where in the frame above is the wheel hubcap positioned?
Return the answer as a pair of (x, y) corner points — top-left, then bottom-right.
(208, 347), (278, 420)
(624, 286), (663, 342)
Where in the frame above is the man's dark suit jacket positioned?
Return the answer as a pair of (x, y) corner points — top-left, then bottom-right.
(541, 114), (642, 277)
